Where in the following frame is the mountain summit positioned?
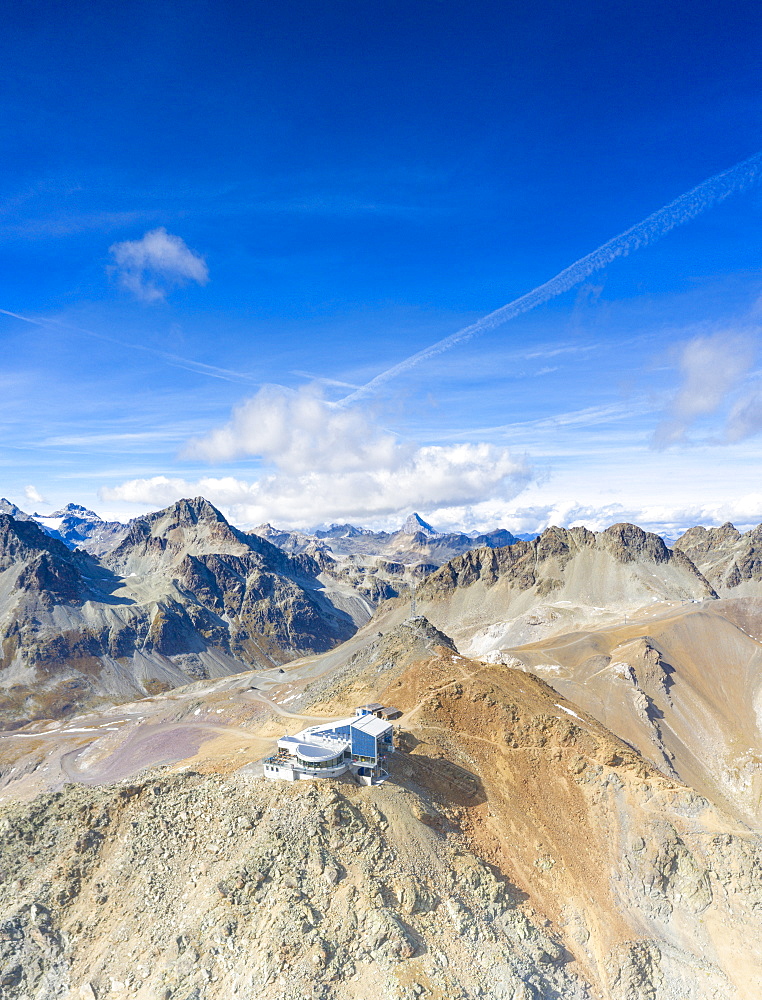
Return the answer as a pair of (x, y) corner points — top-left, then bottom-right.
(401, 512), (437, 535)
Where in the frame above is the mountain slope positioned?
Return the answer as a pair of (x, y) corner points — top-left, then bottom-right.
(0, 499), (372, 724)
(252, 513), (519, 605)
(498, 598), (762, 825)
(255, 512), (517, 567)
(414, 522), (717, 651)
(36, 503), (128, 555)
(1, 614), (761, 998)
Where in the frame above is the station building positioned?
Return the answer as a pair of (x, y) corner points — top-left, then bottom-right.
(263, 707), (397, 785)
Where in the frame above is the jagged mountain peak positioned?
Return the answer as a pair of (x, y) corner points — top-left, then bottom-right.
(108, 497), (242, 564)
(49, 502), (102, 520)
(153, 495), (228, 526)
(419, 519), (716, 608)
(674, 518), (762, 592)
(598, 521), (672, 563)
(0, 498), (31, 520)
(314, 522), (376, 539)
(531, 522), (673, 565)
(401, 512), (437, 536)
(0, 512), (72, 559)
(253, 522), (277, 535)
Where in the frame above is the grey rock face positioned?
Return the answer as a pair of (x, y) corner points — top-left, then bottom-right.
(675, 521), (762, 592)
(418, 522), (717, 601)
(0, 501), (368, 723)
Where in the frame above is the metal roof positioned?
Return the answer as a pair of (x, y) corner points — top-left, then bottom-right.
(294, 743), (343, 763)
(277, 734), (346, 762)
(351, 714), (392, 737)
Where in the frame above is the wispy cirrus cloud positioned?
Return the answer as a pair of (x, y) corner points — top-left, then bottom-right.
(724, 383), (762, 442)
(108, 227), (209, 302)
(652, 330), (760, 447)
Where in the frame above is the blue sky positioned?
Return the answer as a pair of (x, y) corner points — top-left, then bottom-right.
(2, 0), (762, 533)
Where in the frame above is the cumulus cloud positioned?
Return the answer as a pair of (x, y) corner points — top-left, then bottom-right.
(103, 445), (531, 527)
(499, 495), (762, 538)
(103, 384), (532, 526)
(24, 485), (45, 505)
(653, 331), (757, 447)
(108, 227), (209, 302)
(183, 385), (399, 473)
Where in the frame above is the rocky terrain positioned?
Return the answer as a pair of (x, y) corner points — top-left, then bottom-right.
(1, 608), (762, 998)
(0, 501), (127, 557)
(0, 500), (531, 724)
(394, 522), (762, 821)
(412, 522), (717, 650)
(252, 512), (519, 597)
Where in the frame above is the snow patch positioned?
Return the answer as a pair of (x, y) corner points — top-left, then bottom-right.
(556, 705), (584, 721)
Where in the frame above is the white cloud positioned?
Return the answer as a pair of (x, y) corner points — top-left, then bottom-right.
(108, 227), (209, 302)
(24, 485), (45, 505)
(103, 384), (532, 527)
(653, 331), (758, 446)
(183, 384), (400, 473)
(102, 445), (531, 528)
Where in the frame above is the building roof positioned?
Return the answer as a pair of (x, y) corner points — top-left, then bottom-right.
(351, 714), (392, 737)
(296, 713), (393, 742)
(359, 703), (384, 711)
(300, 718), (355, 738)
(277, 735), (345, 763)
(294, 743), (343, 763)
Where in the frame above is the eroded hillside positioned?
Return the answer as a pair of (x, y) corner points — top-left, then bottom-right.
(1, 612), (762, 999)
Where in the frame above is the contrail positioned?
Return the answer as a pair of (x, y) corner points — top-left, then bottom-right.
(341, 149), (762, 405)
(0, 308), (259, 384)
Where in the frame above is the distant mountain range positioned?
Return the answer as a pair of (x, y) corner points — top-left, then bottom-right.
(2, 493), (762, 725)
(0, 498), (529, 563)
(252, 513), (521, 571)
(0, 499), (127, 556)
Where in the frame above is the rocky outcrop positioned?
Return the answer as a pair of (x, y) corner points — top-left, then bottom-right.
(2, 611), (762, 997)
(0, 502), (369, 723)
(255, 513), (518, 572)
(0, 515), (79, 574)
(418, 523), (716, 602)
(675, 522), (762, 593)
(0, 773), (589, 1000)
(46, 504), (127, 556)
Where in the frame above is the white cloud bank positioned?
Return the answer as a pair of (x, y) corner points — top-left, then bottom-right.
(102, 385), (532, 527)
(108, 228), (209, 302)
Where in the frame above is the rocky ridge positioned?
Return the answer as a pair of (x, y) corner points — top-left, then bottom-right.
(674, 521), (762, 594)
(408, 523), (717, 659)
(0, 500), (371, 724)
(252, 512), (518, 596)
(0, 772), (592, 1000)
